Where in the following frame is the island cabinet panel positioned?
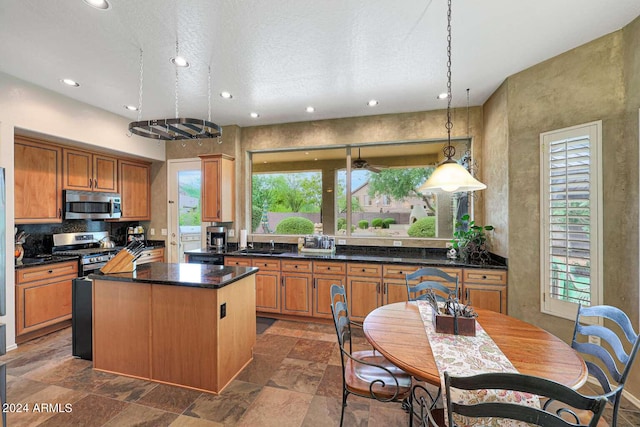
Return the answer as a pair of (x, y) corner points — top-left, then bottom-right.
(313, 261), (347, 319)
(93, 280), (151, 379)
(200, 154), (235, 222)
(118, 159), (151, 221)
(462, 269), (507, 314)
(14, 136), (63, 224)
(151, 285), (218, 391)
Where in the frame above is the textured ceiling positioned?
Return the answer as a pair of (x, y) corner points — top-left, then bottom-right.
(0, 0), (639, 128)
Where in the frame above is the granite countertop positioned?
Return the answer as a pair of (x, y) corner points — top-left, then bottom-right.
(89, 262), (258, 289)
(219, 249), (507, 270)
(15, 255), (79, 269)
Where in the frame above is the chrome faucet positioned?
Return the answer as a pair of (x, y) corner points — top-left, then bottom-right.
(269, 239), (275, 251)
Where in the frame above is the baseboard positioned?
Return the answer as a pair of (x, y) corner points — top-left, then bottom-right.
(5, 344), (17, 352)
(586, 376), (640, 409)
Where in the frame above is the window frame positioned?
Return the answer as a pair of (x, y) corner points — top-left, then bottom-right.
(539, 121), (603, 320)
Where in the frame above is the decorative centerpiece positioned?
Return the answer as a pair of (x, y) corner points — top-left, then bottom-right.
(425, 290), (477, 336)
(451, 214), (494, 265)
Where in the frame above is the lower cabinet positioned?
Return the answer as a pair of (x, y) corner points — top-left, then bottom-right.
(462, 269), (507, 314)
(252, 258), (281, 314)
(15, 260), (78, 342)
(346, 263), (383, 321)
(313, 261), (347, 319)
(281, 260), (313, 316)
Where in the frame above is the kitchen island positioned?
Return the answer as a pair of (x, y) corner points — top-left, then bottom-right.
(89, 263), (258, 394)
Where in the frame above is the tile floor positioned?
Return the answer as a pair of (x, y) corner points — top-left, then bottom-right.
(1, 318), (639, 427)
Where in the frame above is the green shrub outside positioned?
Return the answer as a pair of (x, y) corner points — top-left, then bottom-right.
(337, 218), (346, 230)
(251, 206), (261, 232)
(358, 220), (369, 230)
(371, 218), (383, 228)
(382, 218), (396, 229)
(407, 217), (436, 237)
(275, 217), (315, 234)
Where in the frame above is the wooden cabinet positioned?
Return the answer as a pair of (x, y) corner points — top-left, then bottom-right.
(136, 247), (165, 265)
(199, 154), (235, 222)
(118, 159), (151, 221)
(15, 260), (78, 343)
(462, 269), (507, 314)
(280, 259), (313, 316)
(14, 136), (63, 224)
(252, 258), (281, 314)
(313, 261), (346, 319)
(346, 263), (383, 321)
(63, 148), (118, 192)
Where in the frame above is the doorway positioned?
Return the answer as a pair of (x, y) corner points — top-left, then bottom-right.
(167, 159), (204, 263)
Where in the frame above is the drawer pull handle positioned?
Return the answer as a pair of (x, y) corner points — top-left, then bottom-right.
(362, 268), (366, 272)
(483, 275), (487, 279)
(48, 270), (53, 274)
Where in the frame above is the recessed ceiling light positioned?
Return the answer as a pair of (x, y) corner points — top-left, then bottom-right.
(306, 106), (315, 113)
(220, 91), (233, 99)
(437, 93), (448, 99)
(124, 105), (138, 111)
(250, 112), (259, 118)
(367, 99), (379, 107)
(61, 78), (80, 87)
(171, 56), (190, 68)
(83, 0), (110, 10)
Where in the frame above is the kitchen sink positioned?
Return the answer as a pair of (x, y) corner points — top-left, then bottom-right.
(236, 249), (288, 255)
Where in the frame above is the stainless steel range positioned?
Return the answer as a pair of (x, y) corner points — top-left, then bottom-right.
(52, 231), (120, 276)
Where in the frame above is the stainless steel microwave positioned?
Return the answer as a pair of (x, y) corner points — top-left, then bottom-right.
(64, 190), (122, 220)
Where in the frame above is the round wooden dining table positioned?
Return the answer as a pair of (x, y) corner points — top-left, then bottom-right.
(362, 302), (588, 389)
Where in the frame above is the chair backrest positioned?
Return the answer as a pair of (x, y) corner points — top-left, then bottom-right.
(572, 305), (640, 402)
(444, 372), (608, 427)
(330, 284), (352, 355)
(405, 267), (458, 302)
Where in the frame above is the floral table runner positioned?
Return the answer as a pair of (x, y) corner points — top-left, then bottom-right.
(416, 300), (539, 427)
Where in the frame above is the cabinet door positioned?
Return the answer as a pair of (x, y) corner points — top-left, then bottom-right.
(346, 276), (382, 321)
(314, 275), (345, 319)
(14, 137), (63, 223)
(16, 278), (72, 335)
(94, 154), (118, 192)
(463, 285), (507, 314)
(200, 154), (235, 222)
(119, 159), (151, 220)
(256, 271), (281, 313)
(281, 273), (312, 316)
(383, 281), (409, 305)
(63, 148), (92, 191)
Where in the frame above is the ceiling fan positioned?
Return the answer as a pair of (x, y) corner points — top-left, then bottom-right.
(352, 148), (385, 173)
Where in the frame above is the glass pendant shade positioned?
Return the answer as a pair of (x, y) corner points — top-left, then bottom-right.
(419, 159), (487, 193)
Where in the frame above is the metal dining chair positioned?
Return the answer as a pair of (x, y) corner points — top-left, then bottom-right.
(437, 372), (608, 427)
(405, 267), (458, 302)
(571, 304), (640, 427)
(330, 284), (413, 427)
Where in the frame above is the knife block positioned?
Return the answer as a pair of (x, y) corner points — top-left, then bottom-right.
(100, 249), (136, 274)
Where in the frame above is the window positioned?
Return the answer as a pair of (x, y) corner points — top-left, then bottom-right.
(250, 140), (474, 239)
(540, 121), (602, 319)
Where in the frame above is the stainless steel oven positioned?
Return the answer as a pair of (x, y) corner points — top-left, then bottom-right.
(64, 190), (122, 220)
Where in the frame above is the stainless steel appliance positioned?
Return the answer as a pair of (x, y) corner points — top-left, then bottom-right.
(206, 226), (228, 252)
(63, 190), (122, 220)
(52, 231), (119, 276)
(187, 252), (225, 265)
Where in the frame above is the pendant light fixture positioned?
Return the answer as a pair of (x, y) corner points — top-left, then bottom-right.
(419, 0), (485, 193)
(128, 40), (222, 142)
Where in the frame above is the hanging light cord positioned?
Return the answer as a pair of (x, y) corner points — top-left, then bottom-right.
(443, 0), (455, 160)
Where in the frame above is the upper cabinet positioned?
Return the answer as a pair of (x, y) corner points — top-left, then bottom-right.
(118, 159), (151, 221)
(199, 154), (235, 222)
(15, 136), (63, 224)
(63, 148), (118, 192)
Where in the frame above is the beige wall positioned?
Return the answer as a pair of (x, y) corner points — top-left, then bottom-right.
(485, 22), (639, 398)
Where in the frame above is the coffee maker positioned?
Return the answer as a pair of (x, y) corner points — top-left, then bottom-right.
(206, 226), (228, 252)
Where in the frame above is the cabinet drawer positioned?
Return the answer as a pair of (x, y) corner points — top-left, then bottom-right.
(281, 259), (313, 273)
(137, 248), (164, 265)
(16, 261), (78, 284)
(225, 257), (252, 267)
(313, 261), (346, 275)
(463, 269), (507, 285)
(252, 258), (281, 271)
(382, 264), (421, 279)
(347, 263), (382, 277)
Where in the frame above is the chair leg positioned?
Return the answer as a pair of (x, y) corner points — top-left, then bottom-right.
(339, 389), (348, 427)
(611, 397), (621, 427)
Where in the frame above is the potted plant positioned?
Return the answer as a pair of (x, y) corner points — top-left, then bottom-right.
(451, 214), (494, 264)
